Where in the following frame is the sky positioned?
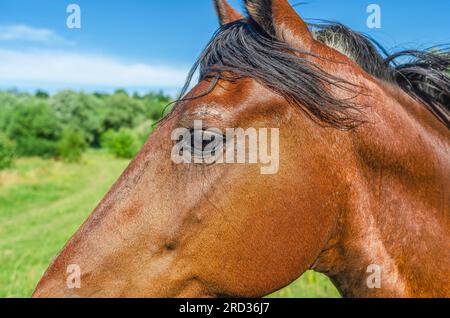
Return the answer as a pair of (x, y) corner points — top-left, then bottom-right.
(0, 0), (449, 95)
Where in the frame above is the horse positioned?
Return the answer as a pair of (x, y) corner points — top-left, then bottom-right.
(33, 0), (449, 298)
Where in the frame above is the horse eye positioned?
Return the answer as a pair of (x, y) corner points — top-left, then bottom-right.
(188, 129), (224, 158)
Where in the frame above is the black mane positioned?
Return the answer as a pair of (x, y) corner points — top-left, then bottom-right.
(313, 22), (450, 128)
(179, 19), (450, 129)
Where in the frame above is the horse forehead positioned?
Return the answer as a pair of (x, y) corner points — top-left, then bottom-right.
(185, 77), (277, 112)
(190, 105), (222, 117)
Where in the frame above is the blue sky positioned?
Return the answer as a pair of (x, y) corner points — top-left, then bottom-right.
(0, 0), (449, 95)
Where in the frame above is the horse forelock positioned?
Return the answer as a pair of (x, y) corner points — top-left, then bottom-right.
(179, 19), (450, 129)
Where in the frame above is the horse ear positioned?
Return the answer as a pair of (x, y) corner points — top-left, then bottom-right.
(214, 0), (244, 26)
(244, 0), (314, 50)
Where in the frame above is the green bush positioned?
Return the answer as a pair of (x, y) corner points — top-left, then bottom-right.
(58, 129), (88, 162)
(102, 92), (146, 132)
(35, 90), (49, 99)
(0, 93), (20, 131)
(135, 120), (155, 146)
(50, 91), (104, 146)
(101, 129), (139, 159)
(142, 92), (171, 121)
(4, 99), (62, 158)
(15, 137), (59, 158)
(0, 133), (15, 170)
(0, 89), (168, 160)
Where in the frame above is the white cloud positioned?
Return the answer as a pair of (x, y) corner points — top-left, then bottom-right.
(0, 24), (73, 45)
(0, 49), (189, 91)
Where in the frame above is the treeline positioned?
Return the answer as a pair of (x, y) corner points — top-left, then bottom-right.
(0, 89), (172, 169)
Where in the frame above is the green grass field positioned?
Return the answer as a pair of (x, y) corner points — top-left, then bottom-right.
(0, 151), (340, 298)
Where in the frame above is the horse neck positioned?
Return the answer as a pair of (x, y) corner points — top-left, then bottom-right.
(313, 81), (450, 298)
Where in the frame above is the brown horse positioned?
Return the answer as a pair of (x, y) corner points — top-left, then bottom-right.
(34, 0), (449, 298)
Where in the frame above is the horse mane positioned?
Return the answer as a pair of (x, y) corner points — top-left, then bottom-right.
(179, 19), (450, 129)
(313, 22), (450, 128)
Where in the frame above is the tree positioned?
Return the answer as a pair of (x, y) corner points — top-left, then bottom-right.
(101, 129), (139, 159)
(35, 90), (49, 99)
(102, 91), (146, 131)
(4, 98), (62, 157)
(58, 128), (87, 162)
(142, 92), (172, 121)
(0, 133), (15, 170)
(50, 91), (104, 146)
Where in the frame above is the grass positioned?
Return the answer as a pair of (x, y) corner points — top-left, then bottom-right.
(0, 150), (340, 298)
